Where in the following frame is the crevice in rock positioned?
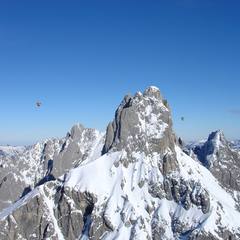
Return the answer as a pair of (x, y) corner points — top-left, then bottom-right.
(81, 203), (94, 239)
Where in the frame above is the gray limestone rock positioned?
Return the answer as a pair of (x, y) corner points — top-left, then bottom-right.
(190, 130), (240, 191)
(0, 188), (56, 240)
(163, 177), (210, 214)
(0, 124), (102, 212)
(103, 87), (178, 174)
(0, 87), (239, 240)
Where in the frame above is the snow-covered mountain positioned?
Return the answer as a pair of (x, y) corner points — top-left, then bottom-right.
(0, 125), (104, 211)
(0, 146), (25, 157)
(0, 86), (240, 240)
(185, 130), (240, 192)
(230, 140), (240, 151)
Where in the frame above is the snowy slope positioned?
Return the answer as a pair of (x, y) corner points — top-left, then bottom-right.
(0, 124), (104, 211)
(0, 86), (239, 240)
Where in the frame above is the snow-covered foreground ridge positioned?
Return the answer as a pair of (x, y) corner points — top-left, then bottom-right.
(0, 86), (240, 240)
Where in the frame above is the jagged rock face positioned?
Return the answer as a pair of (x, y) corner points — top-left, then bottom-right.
(0, 124), (103, 211)
(0, 182), (113, 240)
(190, 130), (240, 191)
(162, 177), (210, 213)
(103, 86), (178, 174)
(0, 87), (240, 240)
(51, 124), (103, 177)
(0, 187), (55, 240)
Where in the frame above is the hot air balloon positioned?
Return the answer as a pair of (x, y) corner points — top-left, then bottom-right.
(36, 101), (42, 108)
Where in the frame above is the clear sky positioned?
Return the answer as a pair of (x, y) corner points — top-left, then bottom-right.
(0, 0), (240, 145)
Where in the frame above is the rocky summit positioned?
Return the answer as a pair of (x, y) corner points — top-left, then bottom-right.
(0, 86), (240, 240)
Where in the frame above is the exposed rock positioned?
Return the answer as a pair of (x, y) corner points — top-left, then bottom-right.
(189, 130), (240, 191)
(103, 86), (178, 174)
(0, 87), (239, 240)
(0, 124), (103, 211)
(0, 187), (56, 240)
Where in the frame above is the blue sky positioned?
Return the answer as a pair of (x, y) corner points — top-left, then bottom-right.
(0, 0), (240, 145)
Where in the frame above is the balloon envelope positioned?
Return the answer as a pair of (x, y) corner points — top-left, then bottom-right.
(36, 102), (42, 107)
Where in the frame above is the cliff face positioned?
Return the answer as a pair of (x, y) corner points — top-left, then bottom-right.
(189, 130), (240, 191)
(0, 87), (240, 240)
(0, 124), (104, 211)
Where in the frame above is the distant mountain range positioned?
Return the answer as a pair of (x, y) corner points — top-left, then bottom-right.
(230, 140), (240, 151)
(186, 138), (240, 152)
(0, 146), (25, 157)
(0, 86), (240, 240)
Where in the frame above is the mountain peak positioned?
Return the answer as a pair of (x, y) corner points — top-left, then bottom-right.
(1, 87), (240, 240)
(207, 130), (227, 150)
(143, 86), (162, 99)
(192, 130), (227, 168)
(188, 129), (240, 191)
(70, 123), (85, 139)
(102, 86), (176, 157)
(208, 129), (225, 141)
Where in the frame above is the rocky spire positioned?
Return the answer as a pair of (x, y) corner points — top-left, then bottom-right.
(102, 86), (176, 156)
(207, 130), (227, 147)
(192, 130), (240, 191)
(193, 130), (228, 168)
(101, 86), (179, 177)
